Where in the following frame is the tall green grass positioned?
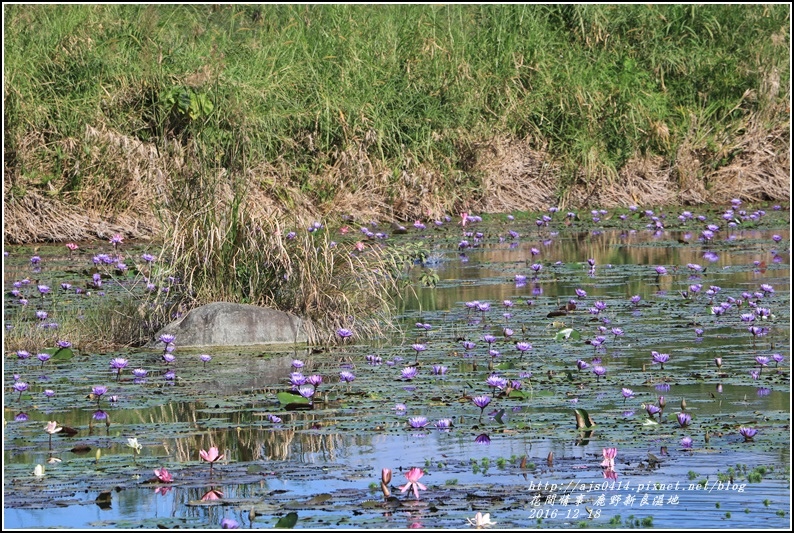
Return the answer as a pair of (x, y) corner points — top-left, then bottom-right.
(5, 4), (789, 202)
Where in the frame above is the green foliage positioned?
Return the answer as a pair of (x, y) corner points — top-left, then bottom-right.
(5, 4), (789, 202)
(275, 512), (299, 529)
(419, 269), (440, 288)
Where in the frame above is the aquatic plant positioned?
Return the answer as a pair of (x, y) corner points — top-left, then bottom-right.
(651, 351), (670, 370)
(411, 343), (427, 362)
(621, 388), (634, 402)
(408, 416), (429, 429)
(127, 437), (142, 461)
(339, 371), (356, 384)
(199, 446), (225, 474)
(154, 468), (173, 483)
(13, 381), (28, 401)
(220, 518), (240, 529)
(515, 342), (532, 358)
(467, 512), (496, 528)
(44, 421), (62, 450)
(472, 395), (491, 421)
(399, 467), (427, 500)
(380, 468), (392, 498)
(600, 447), (617, 469)
(739, 427), (757, 442)
(109, 357), (128, 381)
(431, 365), (448, 376)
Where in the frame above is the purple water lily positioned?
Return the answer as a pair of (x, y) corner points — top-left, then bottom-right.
(13, 381), (28, 401)
(411, 343), (427, 362)
(645, 404), (662, 420)
(739, 427), (757, 442)
(435, 418), (453, 430)
(486, 374), (508, 391)
(472, 395), (491, 421)
(37, 353), (51, 367)
(408, 416), (429, 429)
(651, 351), (670, 370)
(755, 356), (769, 374)
(401, 367), (418, 380)
(109, 357), (128, 381)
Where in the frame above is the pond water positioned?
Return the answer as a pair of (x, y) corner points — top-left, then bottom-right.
(3, 205), (791, 529)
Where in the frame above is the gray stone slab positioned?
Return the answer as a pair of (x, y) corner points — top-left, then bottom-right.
(152, 302), (310, 348)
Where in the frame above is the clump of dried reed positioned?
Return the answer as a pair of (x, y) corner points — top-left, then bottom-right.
(160, 172), (402, 343)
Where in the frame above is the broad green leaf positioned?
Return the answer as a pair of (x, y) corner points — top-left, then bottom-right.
(275, 512), (298, 528)
(277, 392), (309, 406)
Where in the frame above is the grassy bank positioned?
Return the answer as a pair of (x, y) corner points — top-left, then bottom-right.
(4, 4), (789, 244)
(3, 5), (789, 344)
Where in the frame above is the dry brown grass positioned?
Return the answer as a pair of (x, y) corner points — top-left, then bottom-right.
(4, 124), (173, 243)
(705, 115), (790, 204)
(4, 115), (789, 246)
(160, 173), (401, 343)
(474, 137), (560, 213)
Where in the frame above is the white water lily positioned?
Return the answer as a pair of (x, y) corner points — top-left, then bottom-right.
(44, 421), (62, 435)
(33, 464), (45, 477)
(466, 512), (496, 528)
(127, 437), (142, 454)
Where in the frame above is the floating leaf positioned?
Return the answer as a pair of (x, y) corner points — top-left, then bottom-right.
(95, 491), (112, 510)
(573, 408), (596, 429)
(555, 328), (580, 341)
(45, 346), (74, 362)
(275, 512), (299, 528)
(277, 392), (309, 406)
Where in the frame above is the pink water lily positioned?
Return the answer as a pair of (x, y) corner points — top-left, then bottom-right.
(153, 467), (173, 483)
(200, 446), (224, 474)
(600, 447), (617, 469)
(399, 467), (427, 500)
(200, 446), (224, 464)
(201, 488), (224, 501)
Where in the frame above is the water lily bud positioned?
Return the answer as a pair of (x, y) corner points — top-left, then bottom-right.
(33, 464), (45, 477)
(381, 468), (392, 485)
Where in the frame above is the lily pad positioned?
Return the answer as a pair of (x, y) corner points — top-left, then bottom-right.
(275, 512), (299, 528)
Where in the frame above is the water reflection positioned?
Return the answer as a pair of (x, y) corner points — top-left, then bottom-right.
(404, 228), (789, 312)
